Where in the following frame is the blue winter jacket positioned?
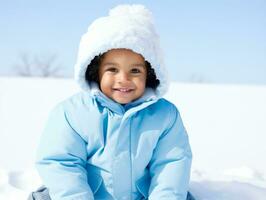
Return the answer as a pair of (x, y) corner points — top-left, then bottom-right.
(36, 88), (192, 200)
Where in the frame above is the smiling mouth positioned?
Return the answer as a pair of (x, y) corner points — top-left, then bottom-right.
(113, 88), (134, 93)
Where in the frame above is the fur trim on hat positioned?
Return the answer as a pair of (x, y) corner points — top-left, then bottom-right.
(74, 4), (169, 97)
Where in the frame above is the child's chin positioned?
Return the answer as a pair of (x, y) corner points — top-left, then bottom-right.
(115, 99), (131, 105)
(112, 97), (133, 105)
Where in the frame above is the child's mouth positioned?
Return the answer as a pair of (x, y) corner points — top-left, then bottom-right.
(113, 88), (133, 93)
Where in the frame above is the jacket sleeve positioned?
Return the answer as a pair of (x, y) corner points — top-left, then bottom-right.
(36, 104), (94, 200)
(148, 104), (192, 200)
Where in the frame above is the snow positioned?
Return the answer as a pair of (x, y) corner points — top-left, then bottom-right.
(1, 77), (266, 199)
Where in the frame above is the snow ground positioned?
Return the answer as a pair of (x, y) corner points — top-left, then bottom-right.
(1, 77), (266, 199)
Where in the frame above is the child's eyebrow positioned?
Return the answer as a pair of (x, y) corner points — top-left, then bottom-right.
(131, 63), (145, 68)
(102, 62), (118, 66)
(101, 62), (145, 68)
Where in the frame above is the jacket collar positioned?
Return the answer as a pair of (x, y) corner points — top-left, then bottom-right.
(89, 82), (158, 115)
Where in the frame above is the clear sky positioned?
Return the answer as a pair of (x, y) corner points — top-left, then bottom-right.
(1, 0), (265, 84)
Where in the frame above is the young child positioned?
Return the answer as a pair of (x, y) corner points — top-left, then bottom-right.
(35, 4), (193, 200)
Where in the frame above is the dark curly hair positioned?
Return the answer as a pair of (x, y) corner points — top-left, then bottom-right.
(85, 54), (160, 89)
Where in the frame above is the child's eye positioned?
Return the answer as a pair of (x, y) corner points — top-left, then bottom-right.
(131, 68), (141, 73)
(106, 67), (118, 72)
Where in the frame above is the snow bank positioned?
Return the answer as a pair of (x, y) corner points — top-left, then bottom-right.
(1, 77), (266, 199)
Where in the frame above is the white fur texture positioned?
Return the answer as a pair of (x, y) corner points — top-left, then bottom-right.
(74, 4), (169, 97)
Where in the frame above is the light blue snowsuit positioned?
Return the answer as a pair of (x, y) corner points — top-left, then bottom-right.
(36, 87), (192, 200)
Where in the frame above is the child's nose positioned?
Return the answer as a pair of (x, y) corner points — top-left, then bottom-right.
(117, 72), (130, 82)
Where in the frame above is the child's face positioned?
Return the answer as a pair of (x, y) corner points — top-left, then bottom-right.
(98, 48), (147, 104)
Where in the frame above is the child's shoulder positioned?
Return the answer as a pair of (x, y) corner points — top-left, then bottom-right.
(147, 98), (180, 116)
(52, 91), (94, 112)
(153, 98), (179, 111)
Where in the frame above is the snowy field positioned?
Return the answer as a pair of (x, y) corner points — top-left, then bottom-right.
(0, 77), (266, 199)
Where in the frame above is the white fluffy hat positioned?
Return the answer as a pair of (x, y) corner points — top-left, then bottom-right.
(74, 4), (169, 97)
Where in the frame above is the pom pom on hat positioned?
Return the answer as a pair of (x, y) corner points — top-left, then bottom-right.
(74, 4), (169, 97)
(109, 4), (153, 21)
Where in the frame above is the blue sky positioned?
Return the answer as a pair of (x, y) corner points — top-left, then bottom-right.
(1, 0), (265, 84)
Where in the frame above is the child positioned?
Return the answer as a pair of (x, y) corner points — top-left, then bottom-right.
(34, 4), (193, 200)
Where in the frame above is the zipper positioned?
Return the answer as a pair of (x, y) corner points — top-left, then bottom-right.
(129, 117), (133, 200)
